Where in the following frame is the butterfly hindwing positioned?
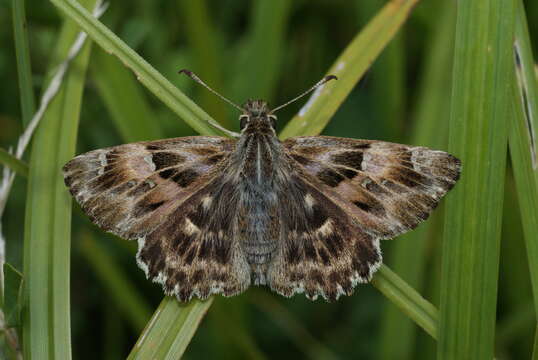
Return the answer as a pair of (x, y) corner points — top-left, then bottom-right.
(283, 136), (461, 239)
(267, 173), (381, 301)
(136, 177), (251, 301)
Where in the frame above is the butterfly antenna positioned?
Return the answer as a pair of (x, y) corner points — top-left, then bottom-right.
(271, 75), (338, 113)
(179, 69), (244, 112)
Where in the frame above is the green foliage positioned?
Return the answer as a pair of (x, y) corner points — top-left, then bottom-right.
(1, 0), (537, 359)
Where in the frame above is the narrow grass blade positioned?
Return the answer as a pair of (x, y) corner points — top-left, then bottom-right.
(209, 299), (268, 360)
(371, 265), (438, 339)
(11, 0), (36, 127)
(438, 0), (515, 358)
(378, 2), (456, 358)
(279, 0), (420, 139)
(0, 150), (28, 178)
(79, 233), (152, 331)
(510, 0), (538, 320)
(355, 0), (406, 141)
(3, 263), (23, 328)
(248, 291), (339, 360)
(496, 301), (535, 349)
(532, 325), (538, 360)
(91, 47), (163, 142)
(50, 0), (226, 137)
(233, 0), (291, 103)
(179, 0), (231, 129)
(127, 297), (213, 360)
(22, 1), (97, 358)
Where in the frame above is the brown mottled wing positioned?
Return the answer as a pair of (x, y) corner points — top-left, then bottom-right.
(268, 136), (460, 301)
(267, 173), (381, 301)
(283, 136), (461, 240)
(63, 136), (250, 301)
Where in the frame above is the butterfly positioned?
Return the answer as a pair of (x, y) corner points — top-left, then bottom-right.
(63, 70), (461, 302)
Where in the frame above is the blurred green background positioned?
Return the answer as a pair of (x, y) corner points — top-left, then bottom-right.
(1, 0), (537, 359)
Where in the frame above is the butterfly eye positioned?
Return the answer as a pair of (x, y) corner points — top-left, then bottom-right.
(268, 115), (277, 129)
(239, 115), (250, 130)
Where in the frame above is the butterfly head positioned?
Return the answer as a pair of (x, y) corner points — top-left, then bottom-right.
(240, 100), (277, 133)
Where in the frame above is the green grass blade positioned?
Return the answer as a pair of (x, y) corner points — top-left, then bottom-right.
(50, 0), (225, 137)
(279, 0), (419, 139)
(372, 265), (438, 339)
(438, 0), (515, 358)
(179, 0), (231, 129)
(127, 297), (213, 360)
(11, 0), (35, 127)
(248, 291), (339, 360)
(532, 325), (538, 360)
(232, 0), (291, 103)
(510, 0), (538, 319)
(22, 1), (96, 358)
(378, 2), (456, 358)
(3, 263), (23, 328)
(91, 47), (163, 142)
(355, 0), (406, 141)
(0, 149), (28, 178)
(79, 233), (152, 331)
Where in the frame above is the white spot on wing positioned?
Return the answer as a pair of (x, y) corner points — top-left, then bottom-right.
(304, 193), (316, 208)
(184, 218), (200, 235)
(135, 236), (149, 278)
(201, 195), (213, 210)
(144, 155), (156, 171)
(317, 219), (333, 236)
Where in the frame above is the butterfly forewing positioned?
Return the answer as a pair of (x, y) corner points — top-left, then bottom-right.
(284, 136), (461, 239)
(63, 136), (235, 240)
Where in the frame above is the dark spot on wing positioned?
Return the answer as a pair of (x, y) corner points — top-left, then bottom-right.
(152, 152), (185, 171)
(364, 179), (389, 196)
(353, 199), (386, 217)
(317, 168), (344, 187)
(309, 204), (328, 229)
(192, 269), (204, 284)
(198, 238), (212, 259)
(188, 203), (209, 228)
(332, 151), (363, 170)
(133, 199), (165, 217)
(309, 269), (325, 285)
(321, 232), (344, 256)
(205, 154), (225, 165)
(304, 242), (317, 261)
(146, 144), (163, 151)
(172, 169), (199, 187)
(390, 167), (433, 188)
(291, 154), (313, 166)
(353, 143), (371, 149)
(215, 241), (230, 265)
(159, 169), (176, 179)
(341, 168), (358, 179)
(286, 243), (300, 264)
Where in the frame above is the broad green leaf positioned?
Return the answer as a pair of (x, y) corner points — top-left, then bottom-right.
(439, 0), (515, 358)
